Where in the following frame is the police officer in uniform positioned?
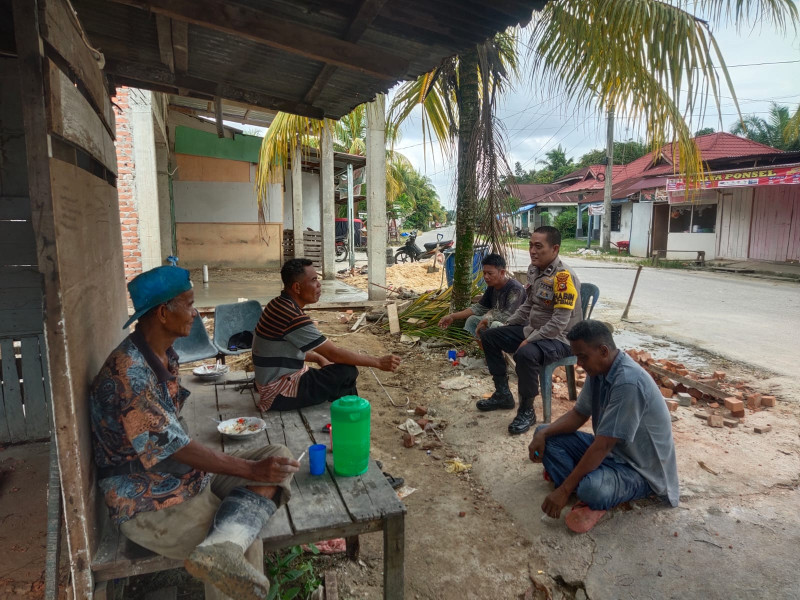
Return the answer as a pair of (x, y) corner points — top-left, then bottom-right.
(478, 226), (583, 435)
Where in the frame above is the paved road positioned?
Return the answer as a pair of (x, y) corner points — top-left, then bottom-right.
(509, 251), (800, 376)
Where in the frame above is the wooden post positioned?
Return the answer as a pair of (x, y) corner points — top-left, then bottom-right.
(621, 265), (643, 321)
(320, 125), (336, 279)
(366, 95), (387, 300)
(383, 513), (404, 600)
(291, 140), (304, 258)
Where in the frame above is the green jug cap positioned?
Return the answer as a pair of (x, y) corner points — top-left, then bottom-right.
(335, 395), (369, 408)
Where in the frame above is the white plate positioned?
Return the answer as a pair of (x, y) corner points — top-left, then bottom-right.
(217, 416), (266, 439)
(193, 364), (230, 380)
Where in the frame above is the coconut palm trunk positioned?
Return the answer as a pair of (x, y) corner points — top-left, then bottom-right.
(453, 48), (480, 310)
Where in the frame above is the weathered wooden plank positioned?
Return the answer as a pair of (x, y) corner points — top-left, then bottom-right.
(46, 60), (118, 175)
(647, 364), (728, 400)
(42, 0), (115, 133)
(278, 411), (352, 533)
(0, 283), (42, 311)
(0, 338), (26, 442)
(154, 14), (175, 73)
(0, 309), (44, 337)
(0, 196), (32, 220)
(0, 220), (38, 266)
(20, 335), (50, 439)
(261, 520), (383, 553)
(184, 381), (221, 449)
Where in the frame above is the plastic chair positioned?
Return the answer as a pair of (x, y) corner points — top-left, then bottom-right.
(212, 300), (263, 357)
(173, 314), (220, 364)
(539, 283), (600, 423)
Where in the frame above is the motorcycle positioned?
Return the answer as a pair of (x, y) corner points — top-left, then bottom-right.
(394, 231), (453, 263)
(335, 235), (348, 262)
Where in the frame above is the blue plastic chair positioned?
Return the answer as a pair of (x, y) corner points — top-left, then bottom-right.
(539, 283), (600, 423)
(212, 300), (263, 357)
(173, 314), (220, 364)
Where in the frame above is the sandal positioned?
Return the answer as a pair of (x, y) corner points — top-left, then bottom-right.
(565, 501), (607, 534)
(375, 461), (404, 489)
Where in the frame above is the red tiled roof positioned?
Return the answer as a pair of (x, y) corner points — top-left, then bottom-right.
(507, 183), (565, 203)
(579, 133), (782, 202)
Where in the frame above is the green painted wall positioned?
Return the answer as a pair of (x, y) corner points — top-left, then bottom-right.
(174, 126), (262, 163)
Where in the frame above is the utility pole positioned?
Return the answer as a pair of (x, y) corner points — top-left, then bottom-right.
(601, 107), (614, 251)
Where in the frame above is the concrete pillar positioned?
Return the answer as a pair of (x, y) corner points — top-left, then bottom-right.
(291, 140), (304, 258)
(366, 95), (387, 300)
(129, 88), (163, 270)
(320, 126), (336, 279)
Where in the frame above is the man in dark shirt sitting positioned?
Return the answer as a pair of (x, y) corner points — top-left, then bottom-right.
(437, 253), (525, 342)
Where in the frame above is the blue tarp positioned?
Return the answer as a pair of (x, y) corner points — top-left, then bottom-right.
(512, 204), (535, 215)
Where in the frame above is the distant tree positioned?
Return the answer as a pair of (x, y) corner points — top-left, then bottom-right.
(694, 127), (716, 136)
(730, 103), (800, 151)
(538, 145), (575, 180)
(577, 139), (649, 168)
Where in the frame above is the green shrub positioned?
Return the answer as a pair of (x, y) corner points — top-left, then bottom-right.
(265, 545), (322, 600)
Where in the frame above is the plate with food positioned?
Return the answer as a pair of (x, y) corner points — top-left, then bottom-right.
(217, 416), (267, 439)
(193, 363), (230, 380)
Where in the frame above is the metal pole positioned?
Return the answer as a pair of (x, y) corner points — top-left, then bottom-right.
(586, 213), (592, 249)
(601, 106), (614, 251)
(347, 163), (355, 270)
(621, 264), (643, 321)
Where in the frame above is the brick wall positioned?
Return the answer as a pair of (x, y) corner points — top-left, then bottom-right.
(113, 86), (142, 280)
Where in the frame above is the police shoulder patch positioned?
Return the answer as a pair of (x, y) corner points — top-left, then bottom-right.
(553, 271), (577, 310)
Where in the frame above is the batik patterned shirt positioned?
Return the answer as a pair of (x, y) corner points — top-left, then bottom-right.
(89, 328), (207, 524)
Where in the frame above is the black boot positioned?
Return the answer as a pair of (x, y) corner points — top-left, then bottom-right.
(476, 376), (516, 411)
(508, 401), (536, 435)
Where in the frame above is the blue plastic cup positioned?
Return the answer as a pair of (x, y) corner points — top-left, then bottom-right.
(309, 444), (327, 476)
(447, 349), (457, 361)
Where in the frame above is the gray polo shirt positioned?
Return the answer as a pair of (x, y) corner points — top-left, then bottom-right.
(575, 351), (680, 506)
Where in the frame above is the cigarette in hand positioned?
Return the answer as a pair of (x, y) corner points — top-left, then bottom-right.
(296, 451), (306, 462)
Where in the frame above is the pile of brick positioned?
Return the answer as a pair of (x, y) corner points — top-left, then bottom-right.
(624, 349), (777, 430)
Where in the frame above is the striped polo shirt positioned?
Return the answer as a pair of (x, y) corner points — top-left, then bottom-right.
(252, 292), (327, 390)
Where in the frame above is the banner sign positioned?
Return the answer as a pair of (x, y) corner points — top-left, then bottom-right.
(338, 167), (366, 197)
(588, 204), (605, 216)
(667, 165), (800, 192)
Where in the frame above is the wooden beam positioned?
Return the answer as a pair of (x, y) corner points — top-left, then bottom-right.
(213, 95), (224, 138)
(303, 0), (388, 105)
(105, 59), (325, 119)
(154, 14), (174, 73)
(171, 19), (189, 73)
(168, 105), (273, 128)
(108, 0), (407, 79)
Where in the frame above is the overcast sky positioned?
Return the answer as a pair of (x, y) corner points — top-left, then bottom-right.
(391, 17), (800, 210)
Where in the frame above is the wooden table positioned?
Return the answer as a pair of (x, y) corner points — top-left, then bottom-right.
(92, 373), (406, 599)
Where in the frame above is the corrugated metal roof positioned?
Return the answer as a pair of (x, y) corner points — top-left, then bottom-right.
(70, 0), (545, 119)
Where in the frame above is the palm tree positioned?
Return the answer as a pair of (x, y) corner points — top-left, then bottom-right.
(254, 104), (412, 223)
(730, 102), (800, 151)
(390, 0), (798, 309)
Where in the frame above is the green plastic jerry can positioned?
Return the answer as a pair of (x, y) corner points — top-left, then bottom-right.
(330, 395), (371, 476)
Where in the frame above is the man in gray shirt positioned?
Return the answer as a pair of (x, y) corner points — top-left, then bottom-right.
(528, 320), (679, 533)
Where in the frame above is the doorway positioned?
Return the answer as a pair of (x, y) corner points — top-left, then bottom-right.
(652, 203), (669, 252)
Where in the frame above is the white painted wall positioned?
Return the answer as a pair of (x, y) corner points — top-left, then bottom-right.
(302, 171), (321, 231)
(610, 203), (632, 244)
(174, 181), (259, 222)
(667, 233), (717, 260)
(282, 171), (322, 231)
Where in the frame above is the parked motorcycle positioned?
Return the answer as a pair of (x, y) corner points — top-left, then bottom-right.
(394, 231), (453, 263)
(335, 235), (348, 262)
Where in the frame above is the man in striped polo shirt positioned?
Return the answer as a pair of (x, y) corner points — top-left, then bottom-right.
(254, 258), (401, 411)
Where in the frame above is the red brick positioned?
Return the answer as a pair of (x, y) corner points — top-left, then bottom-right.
(676, 368), (689, 376)
(402, 433), (415, 448)
(414, 405), (428, 416)
(708, 402), (719, 409)
(713, 371), (726, 380)
(746, 394), (762, 410)
(665, 400), (678, 412)
(724, 397), (743, 412)
(660, 387), (674, 398)
(707, 415), (724, 428)
(416, 418), (430, 429)
(730, 409), (745, 419)
(760, 395), (776, 407)
(688, 388), (703, 399)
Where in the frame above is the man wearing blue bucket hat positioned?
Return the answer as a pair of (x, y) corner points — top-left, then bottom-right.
(89, 266), (299, 599)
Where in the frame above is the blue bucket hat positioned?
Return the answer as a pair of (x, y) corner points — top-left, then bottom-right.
(124, 266), (193, 329)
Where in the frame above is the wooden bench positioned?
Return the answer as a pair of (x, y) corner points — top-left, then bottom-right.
(91, 373), (405, 599)
(651, 249), (706, 267)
